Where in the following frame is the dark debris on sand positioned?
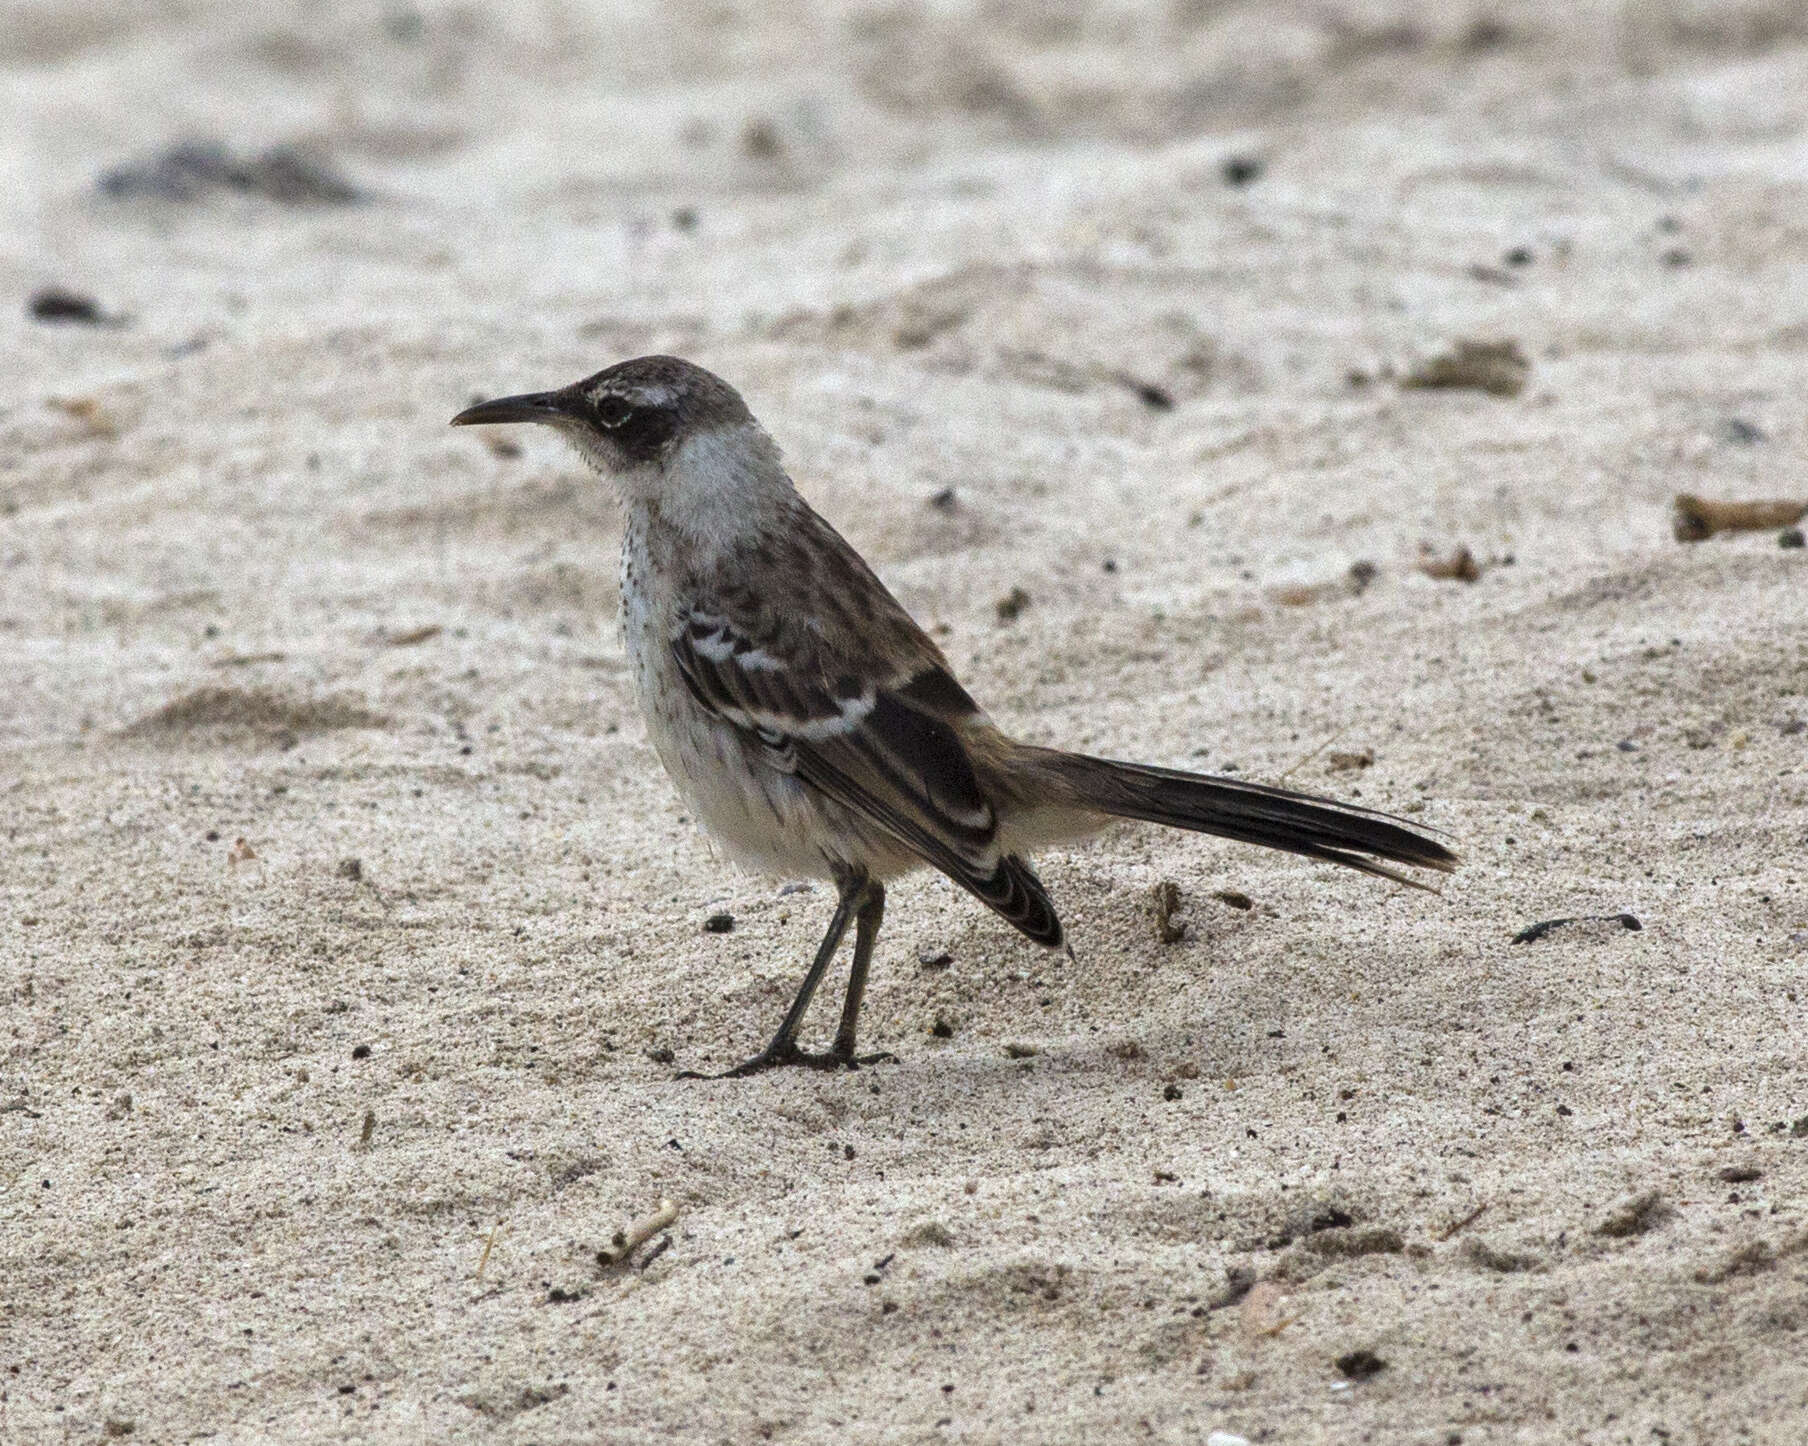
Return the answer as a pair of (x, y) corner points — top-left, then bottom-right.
(98, 141), (363, 206)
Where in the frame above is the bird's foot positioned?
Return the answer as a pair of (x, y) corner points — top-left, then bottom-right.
(678, 1043), (897, 1079)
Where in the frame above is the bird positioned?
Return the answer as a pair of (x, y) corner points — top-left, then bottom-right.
(451, 355), (1457, 1077)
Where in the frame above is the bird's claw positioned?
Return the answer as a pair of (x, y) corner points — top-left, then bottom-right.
(678, 1044), (896, 1079)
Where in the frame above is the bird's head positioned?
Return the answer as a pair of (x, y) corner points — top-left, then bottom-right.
(452, 355), (771, 513)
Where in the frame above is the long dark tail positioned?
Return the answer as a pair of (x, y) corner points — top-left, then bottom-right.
(1045, 752), (1458, 888)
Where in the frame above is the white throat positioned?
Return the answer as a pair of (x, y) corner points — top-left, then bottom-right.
(605, 421), (791, 559)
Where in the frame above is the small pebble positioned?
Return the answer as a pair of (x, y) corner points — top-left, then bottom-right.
(1335, 1349), (1387, 1380)
(740, 118), (782, 159)
(29, 287), (122, 326)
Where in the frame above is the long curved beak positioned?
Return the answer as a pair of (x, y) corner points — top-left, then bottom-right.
(449, 390), (570, 427)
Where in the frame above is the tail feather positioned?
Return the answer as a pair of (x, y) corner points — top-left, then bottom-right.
(973, 855), (1064, 947)
(1050, 753), (1458, 888)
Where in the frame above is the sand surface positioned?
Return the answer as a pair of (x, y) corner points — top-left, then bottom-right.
(6, 2), (1808, 1441)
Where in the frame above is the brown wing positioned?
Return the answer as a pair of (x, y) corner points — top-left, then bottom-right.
(670, 515), (1062, 946)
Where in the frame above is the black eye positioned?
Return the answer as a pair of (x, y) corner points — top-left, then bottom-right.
(593, 395), (634, 428)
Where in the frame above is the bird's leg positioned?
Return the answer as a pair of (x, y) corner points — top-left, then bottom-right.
(681, 873), (888, 1078)
(829, 883), (895, 1068)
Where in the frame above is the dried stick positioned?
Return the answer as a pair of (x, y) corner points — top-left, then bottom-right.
(1672, 493), (1807, 542)
(597, 1198), (680, 1268)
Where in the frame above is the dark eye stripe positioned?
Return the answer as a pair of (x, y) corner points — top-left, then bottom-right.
(584, 391), (681, 461)
(616, 407), (679, 459)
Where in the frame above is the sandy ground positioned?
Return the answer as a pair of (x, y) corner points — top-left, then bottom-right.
(5, 1), (1808, 1441)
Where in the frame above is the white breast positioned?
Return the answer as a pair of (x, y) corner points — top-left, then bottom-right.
(617, 510), (845, 882)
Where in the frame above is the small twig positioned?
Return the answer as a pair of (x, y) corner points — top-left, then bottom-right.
(1673, 492), (1807, 542)
(1416, 545), (1481, 583)
(635, 1235), (673, 1271)
(1511, 913), (1641, 945)
(1437, 1201), (1489, 1241)
(475, 1221), (502, 1283)
(597, 1198), (680, 1268)
(1106, 369), (1174, 411)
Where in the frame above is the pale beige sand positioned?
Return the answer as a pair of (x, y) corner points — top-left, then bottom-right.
(5, 2), (1808, 1442)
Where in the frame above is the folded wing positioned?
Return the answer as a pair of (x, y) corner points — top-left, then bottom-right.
(671, 599), (1063, 947)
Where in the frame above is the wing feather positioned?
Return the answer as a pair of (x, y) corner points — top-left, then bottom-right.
(670, 598), (1063, 947)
